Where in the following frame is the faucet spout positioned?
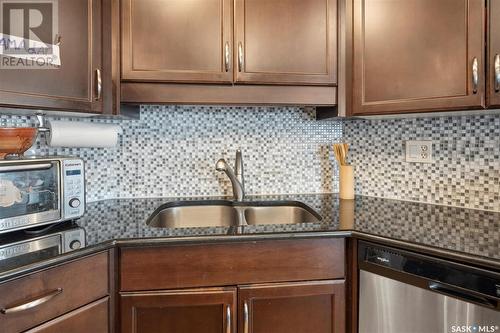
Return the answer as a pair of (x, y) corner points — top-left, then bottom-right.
(216, 151), (245, 201)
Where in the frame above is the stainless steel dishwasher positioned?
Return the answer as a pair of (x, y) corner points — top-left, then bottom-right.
(358, 241), (500, 333)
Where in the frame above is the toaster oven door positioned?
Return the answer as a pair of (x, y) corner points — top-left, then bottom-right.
(0, 162), (61, 233)
(0, 234), (62, 272)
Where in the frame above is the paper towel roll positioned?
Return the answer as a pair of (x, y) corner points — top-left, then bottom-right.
(47, 121), (122, 148)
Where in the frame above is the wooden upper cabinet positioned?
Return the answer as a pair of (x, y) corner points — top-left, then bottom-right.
(120, 287), (236, 333)
(234, 0), (337, 85)
(238, 280), (345, 333)
(121, 0), (233, 83)
(0, 0), (104, 113)
(487, 0), (500, 107)
(351, 0), (485, 115)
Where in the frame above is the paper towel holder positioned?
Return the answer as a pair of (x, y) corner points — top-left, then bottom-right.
(35, 114), (50, 133)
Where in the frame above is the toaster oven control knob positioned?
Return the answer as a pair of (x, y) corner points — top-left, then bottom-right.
(69, 240), (82, 250)
(69, 198), (81, 208)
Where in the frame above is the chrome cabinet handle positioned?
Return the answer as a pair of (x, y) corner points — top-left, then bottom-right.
(226, 304), (231, 333)
(243, 301), (249, 333)
(224, 42), (230, 72)
(472, 57), (479, 94)
(0, 288), (63, 314)
(54, 34), (62, 46)
(95, 69), (102, 101)
(494, 54), (500, 92)
(238, 42), (243, 72)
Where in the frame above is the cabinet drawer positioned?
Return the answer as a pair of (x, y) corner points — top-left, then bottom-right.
(26, 297), (109, 333)
(120, 238), (345, 291)
(0, 252), (109, 333)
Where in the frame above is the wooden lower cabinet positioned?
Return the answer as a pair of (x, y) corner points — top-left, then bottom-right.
(120, 281), (345, 333)
(26, 297), (109, 333)
(120, 287), (237, 333)
(0, 252), (109, 333)
(239, 280), (345, 333)
(120, 238), (345, 291)
(119, 239), (347, 332)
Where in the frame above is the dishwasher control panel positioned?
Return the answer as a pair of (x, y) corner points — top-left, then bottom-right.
(364, 246), (406, 269)
(358, 241), (500, 304)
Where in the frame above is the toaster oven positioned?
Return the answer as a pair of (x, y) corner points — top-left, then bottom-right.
(0, 223), (85, 272)
(0, 157), (85, 234)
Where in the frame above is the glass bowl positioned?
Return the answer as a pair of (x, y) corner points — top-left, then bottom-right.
(0, 127), (38, 159)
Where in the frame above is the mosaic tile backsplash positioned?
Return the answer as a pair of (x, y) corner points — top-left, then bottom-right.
(0, 106), (343, 201)
(344, 114), (500, 212)
(1, 107), (499, 212)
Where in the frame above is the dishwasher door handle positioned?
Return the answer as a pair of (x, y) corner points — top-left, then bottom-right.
(429, 282), (498, 309)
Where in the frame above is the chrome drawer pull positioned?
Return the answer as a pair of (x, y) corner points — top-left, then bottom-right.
(0, 288), (63, 314)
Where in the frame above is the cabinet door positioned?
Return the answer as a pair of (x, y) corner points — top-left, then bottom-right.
(0, 0), (103, 113)
(238, 280), (345, 333)
(487, 0), (500, 107)
(352, 0), (485, 115)
(120, 287), (236, 333)
(25, 297), (109, 333)
(122, 0), (233, 83)
(234, 0), (337, 85)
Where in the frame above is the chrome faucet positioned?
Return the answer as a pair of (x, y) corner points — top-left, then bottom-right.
(216, 149), (245, 201)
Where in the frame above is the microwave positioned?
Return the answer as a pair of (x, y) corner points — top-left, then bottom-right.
(0, 157), (85, 234)
(0, 223), (85, 272)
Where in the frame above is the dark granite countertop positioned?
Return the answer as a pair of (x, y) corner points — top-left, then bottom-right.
(1, 193), (500, 282)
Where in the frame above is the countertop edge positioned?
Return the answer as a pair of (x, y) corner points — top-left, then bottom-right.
(2, 229), (500, 284)
(0, 231), (351, 283)
(352, 231), (500, 272)
(0, 240), (115, 284)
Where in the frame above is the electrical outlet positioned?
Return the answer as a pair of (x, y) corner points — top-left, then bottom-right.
(405, 140), (433, 163)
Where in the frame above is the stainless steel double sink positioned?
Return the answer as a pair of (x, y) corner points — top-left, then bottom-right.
(146, 200), (322, 228)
